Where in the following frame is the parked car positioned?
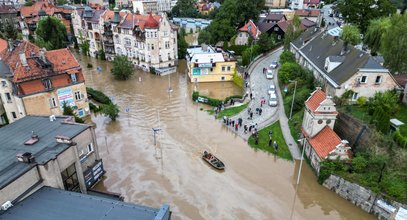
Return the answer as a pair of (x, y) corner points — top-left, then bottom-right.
(266, 70), (274, 79)
(269, 93), (278, 107)
(269, 61), (279, 69)
(268, 84), (276, 94)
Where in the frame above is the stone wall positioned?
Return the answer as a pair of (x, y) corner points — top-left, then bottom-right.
(323, 175), (407, 220)
(334, 112), (372, 149)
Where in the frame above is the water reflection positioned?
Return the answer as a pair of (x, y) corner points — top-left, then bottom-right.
(74, 50), (375, 220)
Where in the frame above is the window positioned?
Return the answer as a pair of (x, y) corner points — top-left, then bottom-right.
(11, 112), (16, 119)
(326, 119), (332, 124)
(125, 38), (131, 47)
(5, 92), (11, 102)
(227, 66), (231, 71)
(123, 29), (129, 34)
(87, 143), (94, 153)
(221, 76), (225, 80)
(375, 76), (382, 84)
(49, 97), (57, 108)
(222, 66), (226, 72)
(274, 27), (279, 31)
(154, 32), (157, 38)
(61, 163), (80, 192)
(239, 33), (242, 37)
(1, 80), (6, 87)
(42, 79), (52, 89)
(74, 91), (82, 100)
(70, 73), (77, 83)
(210, 58), (213, 63)
(151, 44), (155, 50)
(168, 52), (171, 60)
(352, 92), (358, 100)
(147, 43), (150, 50)
(165, 41), (170, 49)
(318, 119), (323, 124)
(360, 76), (367, 83)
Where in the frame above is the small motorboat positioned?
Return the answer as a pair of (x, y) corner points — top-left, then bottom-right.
(202, 151), (225, 170)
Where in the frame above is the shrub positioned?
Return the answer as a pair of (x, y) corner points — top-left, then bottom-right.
(279, 50), (296, 65)
(356, 96), (367, 106)
(62, 102), (84, 123)
(89, 102), (99, 112)
(352, 155), (368, 173)
(86, 87), (111, 105)
(100, 103), (120, 121)
(228, 45), (249, 56)
(393, 131), (407, 148)
(111, 55), (134, 80)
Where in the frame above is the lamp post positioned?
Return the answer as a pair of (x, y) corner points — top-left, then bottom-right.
(289, 80), (297, 120)
(289, 133), (306, 220)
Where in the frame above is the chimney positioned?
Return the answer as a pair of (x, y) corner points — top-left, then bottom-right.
(40, 48), (46, 62)
(19, 52), (28, 67)
(7, 39), (13, 51)
(16, 152), (35, 163)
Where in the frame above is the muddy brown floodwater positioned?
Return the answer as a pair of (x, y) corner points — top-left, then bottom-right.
(75, 51), (375, 220)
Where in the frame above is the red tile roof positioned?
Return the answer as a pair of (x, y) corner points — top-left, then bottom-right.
(144, 13), (160, 29)
(45, 48), (80, 72)
(0, 39), (7, 54)
(20, 1), (55, 17)
(295, 9), (321, 17)
(393, 74), (407, 87)
(307, 126), (342, 159)
(239, 20), (259, 39)
(305, 88), (326, 113)
(303, 0), (320, 4)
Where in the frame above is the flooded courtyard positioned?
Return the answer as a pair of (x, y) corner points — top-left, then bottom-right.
(75, 52), (375, 220)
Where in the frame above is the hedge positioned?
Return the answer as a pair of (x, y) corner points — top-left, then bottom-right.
(86, 87), (112, 105)
(192, 91), (243, 107)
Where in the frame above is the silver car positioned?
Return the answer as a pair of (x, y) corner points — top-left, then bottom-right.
(268, 84), (276, 95)
(269, 93), (278, 107)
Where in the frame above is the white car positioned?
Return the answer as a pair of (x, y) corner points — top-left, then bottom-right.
(269, 61), (279, 69)
(266, 70), (274, 79)
(268, 84), (276, 95)
(269, 93), (278, 107)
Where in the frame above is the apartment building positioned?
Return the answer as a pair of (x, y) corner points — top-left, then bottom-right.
(0, 41), (90, 123)
(72, 7), (178, 72)
(0, 115), (105, 205)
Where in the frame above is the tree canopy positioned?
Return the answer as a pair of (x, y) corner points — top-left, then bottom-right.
(35, 16), (68, 50)
(177, 28), (189, 59)
(381, 13), (407, 73)
(340, 25), (361, 48)
(111, 55), (134, 80)
(338, 0), (396, 33)
(171, 0), (200, 18)
(257, 33), (275, 54)
(364, 17), (391, 54)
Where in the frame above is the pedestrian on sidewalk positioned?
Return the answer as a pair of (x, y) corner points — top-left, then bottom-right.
(231, 120), (235, 127)
(256, 108), (259, 114)
(255, 136), (259, 145)
(250, 93), (253, 100)
(268, 137), (273, 147)
(223, 116), (227, 124)
(244, 124), (248, 133)
(235, 123), (238, 131)
(250, 112), (253, 120)
(269, 131), (273, 139)
(260, 100), (263, 108)
(248, 125), (252, 132)
(247, 107), (251, 114)
(259, 108), (262, 116)
(255, 123), (258, 130)
(238, 118), (242, 127)
(274, 141), (279, 152)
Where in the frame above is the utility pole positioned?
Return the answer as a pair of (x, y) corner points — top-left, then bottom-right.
(289, 80), (297, 120)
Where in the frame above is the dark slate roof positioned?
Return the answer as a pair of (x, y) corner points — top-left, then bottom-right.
(0, 187), (170, 220)
(265, 13), (285, 22)
(0, 60), (12, 77)
(328, 56), (345, 62)
(291, 27), (319, 49)
(256, 22), (274, 33)
(0, 116), (90, 189)
(297, 32), (388, 85)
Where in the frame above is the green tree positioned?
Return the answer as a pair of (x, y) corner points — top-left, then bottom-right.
(279, 50), (296, 65)
(352, 155), (368, 173)
(381, 13), (407, 73)
(62, 102), (85, 123)
(171, 0), (200, 18)
(24, 0), (33, 6)
(197, 29), (211, 44)
(204, 19), (236, 44)
(111, 55), (134, 80)
(368, 91), (400, 133)
(35, 16), (68, 50)
(101, 103), (120, 121)
(364, 17), (391, 54)
(257, 33), (275, 54)
(78, 33), (90, 55)
(278, 62), (303, 84)
(3, 22), (18, 40)
(241, 45), (260, 66)
(177, 29), (188, 59)
(338, 0), (396, 33)
(340, 25), (361, 50)
(283, 24), (302, 50)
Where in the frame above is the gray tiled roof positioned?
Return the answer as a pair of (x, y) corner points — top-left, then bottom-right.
(294, 30), (387, 85)
(0, 116), (90, 189)
(0, 187), (169, 220)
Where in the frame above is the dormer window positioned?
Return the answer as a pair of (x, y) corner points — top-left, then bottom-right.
(70, 74), (77, 83)
(360, 76), (367, 83)
(42, 79), (52, 89)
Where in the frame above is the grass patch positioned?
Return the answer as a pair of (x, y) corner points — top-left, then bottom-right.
(248, 121), (293, 160)
(216, 103), (248, 119)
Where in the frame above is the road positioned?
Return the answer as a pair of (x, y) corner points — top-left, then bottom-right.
(322, 4), (339, 29)
(223, 48), (302, 159)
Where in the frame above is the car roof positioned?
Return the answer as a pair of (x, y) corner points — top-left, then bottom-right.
(270, 93), (277, 98)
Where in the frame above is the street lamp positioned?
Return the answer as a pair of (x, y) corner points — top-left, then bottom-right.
(289, 80), (297, 120)
(296, 133), (306, 185)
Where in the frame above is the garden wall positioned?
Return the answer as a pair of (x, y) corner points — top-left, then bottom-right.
(323, 175), (407, 220)
(334, 112), (372, 149)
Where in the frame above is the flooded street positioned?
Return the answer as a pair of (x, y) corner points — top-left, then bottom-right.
(75, 51), (374, 220)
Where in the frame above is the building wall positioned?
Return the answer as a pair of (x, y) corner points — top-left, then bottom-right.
(22, 82), (89, 118)
(235, 31), (249, 46)
(73, 127), (100, 171)
(0, 167), (41, 205)
(188, 61), (236, 83)
(336, 70), (398, 100)
(265, 0), (286, 8)
(303, 140), (321, 173)
(0, 78), (26, 123)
